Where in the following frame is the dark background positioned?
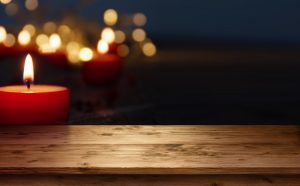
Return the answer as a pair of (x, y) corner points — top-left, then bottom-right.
(2, 0), (300, 44)
(1, 1), (300, 124)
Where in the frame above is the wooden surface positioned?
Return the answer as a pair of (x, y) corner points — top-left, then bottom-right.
(0, 125), (300, 175)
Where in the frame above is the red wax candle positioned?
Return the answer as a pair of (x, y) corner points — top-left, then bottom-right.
(0, 85), (70, 125)
(0, 54), (70, 125)
(108, 42), (118, 53)
(82, 54), (121, 86)
(0, 44), (19, 59)
(39, 52), (69, 69)
(16, 44), (38, 56)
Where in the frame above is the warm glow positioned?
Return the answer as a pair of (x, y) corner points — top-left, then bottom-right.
(132, 28), (146, 42)
(23, 24), (36, 36)
(0, 26), (7, 43)
(3, 33), (15, 47)
(101, 27), (115, 44)
(35, 34), (48, 46)
(23, 54), (34, 82)
(58, 25), (71, 39)
(142, 42), (157, 57)
(0, 0), (12, 4)
(97, 40), (109, 54)
(18, 30), (31, 46)
(66, 42), (81, 64)
(43, 21), (56, 34)
(104, 9), (118, 26)
(117, 44), (130, 57)
(39, 43), (56, 54)
(25, 0), (38, 11)
(79, 47), (94, 62)
(49, 33), (61, 50)
(133, 13), (147, 26)
(114, 30), (126, 44)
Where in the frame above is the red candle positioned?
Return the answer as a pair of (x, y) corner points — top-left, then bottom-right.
(82, 40), (121, 85)
(0, 54), (70, 125)
(0, 44), (19, 59)
(82, 54), (121, 86)
(39, 52), (69, 69)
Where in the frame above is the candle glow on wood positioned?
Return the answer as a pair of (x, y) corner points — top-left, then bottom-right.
(23, 54), (34, 87)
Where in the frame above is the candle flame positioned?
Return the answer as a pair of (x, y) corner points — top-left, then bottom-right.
(79, 47), (94, 62)
(101, 27), (115, 44)
(18, 30), (31, 46)
(49, 33), (61, 50)
(0, 26), (7, 43)
(23, 54), (34, 83)
(97, 40), (109, 54)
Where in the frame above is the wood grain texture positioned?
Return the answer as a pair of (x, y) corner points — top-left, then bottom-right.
(0, 125), (300, 174)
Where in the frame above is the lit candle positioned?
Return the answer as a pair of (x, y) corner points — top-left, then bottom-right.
(38, 33), (69, 69)
(82, 40), (121, 86)
(101, 27), (118, 53)
(16, 29), (37, 55)
(0, 27), (19, 59)
(0, 54), (70, 125)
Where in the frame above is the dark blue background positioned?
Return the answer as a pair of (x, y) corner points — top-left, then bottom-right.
(1, 0), (300, 43)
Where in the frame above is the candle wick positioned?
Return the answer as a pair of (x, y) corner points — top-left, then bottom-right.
(26, 80), (31, 89)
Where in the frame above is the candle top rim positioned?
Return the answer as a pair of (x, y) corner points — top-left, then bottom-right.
(0, 85), (68, 93)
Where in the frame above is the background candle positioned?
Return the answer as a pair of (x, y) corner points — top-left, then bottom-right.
(39, 51), (69, 69)
(82, 54), (121, 86)
(82, 40), (121, 86)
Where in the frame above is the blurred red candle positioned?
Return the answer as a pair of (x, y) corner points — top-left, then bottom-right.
(40, 51), (69, 69)
(38, 34), (69, 68)
(0, 54), (70, 125)
(82, 40), (121, 86)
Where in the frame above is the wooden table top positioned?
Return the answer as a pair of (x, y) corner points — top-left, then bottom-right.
(0, 125), (299, 175)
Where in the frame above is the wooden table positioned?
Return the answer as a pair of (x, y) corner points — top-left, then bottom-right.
(0, 125), (300, 185)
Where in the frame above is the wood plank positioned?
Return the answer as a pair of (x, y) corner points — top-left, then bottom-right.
(0, 125), (300, 174)
(1, 175), (300, 186)
(0, 125), (299, 145)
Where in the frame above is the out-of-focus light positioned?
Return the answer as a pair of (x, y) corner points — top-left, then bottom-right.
(67, 42), (80, 53)
(36, 34), (48, 46)
(133, 13), (147, 26)
(101, 27), (115, 44)
(0, 26), (7, 43)
(58, 25), (71, 35)
(117, 44), (130, 57)
(0, 0), (11, 4)
(49, 33), (61, 50)
(3, 33), (15, 47)
(66, 41), (81, 64)
(132, 28), (146, 42)
(25, 0), (38, 11)
(114, 30), (126, 44)
(97, 40), (109, 54)
(43, 21), (56, 34)
(23, 24), (36, 36)
(5, 2), (18, 16)
(142, 42), (157, 57)
(104, 9), (118, 26)
(79, 47), (93, 62)
(18, 30), (31, 46)
(39, 43), (55, 54)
